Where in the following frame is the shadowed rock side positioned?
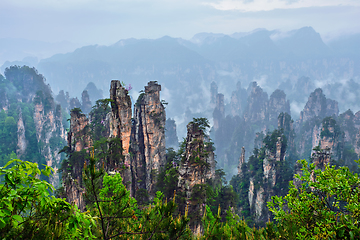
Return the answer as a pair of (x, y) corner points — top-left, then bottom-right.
(249, 134), (286, 223)
(67, 110), (90, 152)
(131, 81), (166, 199)
(64, 109), (90, 211)
(109, 80), (133, 193)
(178, 121), (215, 234)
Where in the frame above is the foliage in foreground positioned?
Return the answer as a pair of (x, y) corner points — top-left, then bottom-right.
(83, 150), (191, 240)
(268, 159), (360, 239)
(0, 159), (95, 239)
(2, 158), (360, 239)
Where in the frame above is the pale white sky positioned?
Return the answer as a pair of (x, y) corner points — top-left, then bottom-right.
(0, 0), (359, 45)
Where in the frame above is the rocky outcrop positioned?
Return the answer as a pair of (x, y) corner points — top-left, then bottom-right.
(67, 109), (90, 152)
(131, 81), (166, 199)
(34, 98), (66, 187)
(109, 80), (132, 154)
(245, 130), (288, 225)
(296, 89), (340, 158)
(63, 80), (167, 206)
(63, 109), (90, 211)
(178, 121), (215, 232)
(263, 137), (284, 188)
(178, 122), (215, 200)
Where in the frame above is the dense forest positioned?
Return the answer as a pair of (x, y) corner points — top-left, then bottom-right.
(2, 137), (360, 239)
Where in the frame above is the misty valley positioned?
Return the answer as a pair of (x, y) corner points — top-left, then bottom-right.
(1, 26), (360, 239)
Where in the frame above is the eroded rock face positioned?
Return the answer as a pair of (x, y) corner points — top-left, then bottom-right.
(109, 80), (132, 154)
(68, 110), (90, 152)
(64, 80), (167, 206)
(247, 133), (286, 224)
(131, 81), (166, 199)
(64, 109), (90, 211)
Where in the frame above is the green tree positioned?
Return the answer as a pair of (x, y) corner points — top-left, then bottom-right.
(0, 159), (95, 239)
(83, 149), (191, 239)
(268, 159), (360, 239)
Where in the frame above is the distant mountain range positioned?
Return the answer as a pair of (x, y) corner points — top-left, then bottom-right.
(1, 27), (360, 137)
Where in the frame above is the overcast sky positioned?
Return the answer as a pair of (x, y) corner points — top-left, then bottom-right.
(1, 0), (359, 45)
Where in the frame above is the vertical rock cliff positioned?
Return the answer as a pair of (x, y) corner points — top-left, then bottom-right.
(67, 109), (90, 152)
(178, 120), (215, 232)
(131, 81), (166, 199)
(178, 122), (215, 199)
(2, 66), (67, 187)
(109, 80), (132, 154)
(63, 109), (90, 211)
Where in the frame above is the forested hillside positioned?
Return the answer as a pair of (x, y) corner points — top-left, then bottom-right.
(0, 66), (67, 186)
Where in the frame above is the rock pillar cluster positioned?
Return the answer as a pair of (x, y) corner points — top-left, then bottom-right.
(64, 80), (166, 204)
